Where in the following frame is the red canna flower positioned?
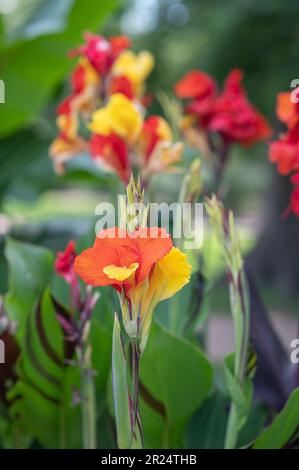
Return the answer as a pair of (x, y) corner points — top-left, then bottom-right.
(175, 68), (271, 148)
(208, 69), (272, 146)
(55, 240), (77, 284)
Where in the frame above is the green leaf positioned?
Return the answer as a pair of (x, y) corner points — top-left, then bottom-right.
(112, 314), (132, 449)
(140, 320), (213, 447)
(224, 353), (253, 433)
(7, 290), (81, 449)
(185, 393), (228, 449)
(253, 388), (299, 449)
(4, 237), (54, 344)
(90, 318), (112, 395)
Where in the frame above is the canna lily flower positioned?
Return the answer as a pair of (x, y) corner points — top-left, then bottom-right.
(175, 68), (271, 148)
(112, 50), (154, 97)
(55, 240), (77, 285)
(74, 227), (191, 353)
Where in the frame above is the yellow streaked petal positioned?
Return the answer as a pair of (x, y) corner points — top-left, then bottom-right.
(103, 262), (139, 281)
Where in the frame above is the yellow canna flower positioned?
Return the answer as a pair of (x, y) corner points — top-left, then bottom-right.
(112, 50), (154, 95)
(88, 93), (143, 143)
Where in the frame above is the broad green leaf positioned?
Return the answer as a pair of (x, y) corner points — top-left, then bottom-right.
(7, 290), (81, 448)
(4, 237), (53, 344)
(237, 401), (269, 448)
(140, 320), (213, 447)
(253, 388), (299, 449)
(111, 314), (132, 449)
(185, 393), (228, 449)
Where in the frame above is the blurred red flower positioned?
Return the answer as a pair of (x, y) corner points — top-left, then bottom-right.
(55, 240), (77, 284)
(175, 68), (271, 147)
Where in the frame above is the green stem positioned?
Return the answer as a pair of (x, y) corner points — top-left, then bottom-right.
(78, 347), (97, 449)
(224, 403), (238, 449)
(225, 272), (250, 449)
(131, 340), (143, 448)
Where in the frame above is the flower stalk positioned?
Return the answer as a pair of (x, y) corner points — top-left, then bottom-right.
(55, 242), (99, 449)
(206, 195), (253, 449)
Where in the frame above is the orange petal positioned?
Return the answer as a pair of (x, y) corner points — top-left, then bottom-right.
(74, 246), (119, 286)
(133, 228), (173, 284)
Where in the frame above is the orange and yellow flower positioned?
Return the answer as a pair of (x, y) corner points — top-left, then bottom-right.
(74, 227), (191, 352)
(50, 33), (182, 183)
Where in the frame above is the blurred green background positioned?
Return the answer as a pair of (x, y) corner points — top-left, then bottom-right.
(0, 0), (298, 311)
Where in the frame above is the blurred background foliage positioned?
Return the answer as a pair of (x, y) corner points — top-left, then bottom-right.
(0, 0), (299, 305)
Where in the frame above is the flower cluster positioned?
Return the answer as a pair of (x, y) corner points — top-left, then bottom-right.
(50, 33), (182, 184)
(175, 68), (271, 148)
(268, 92), (299, 216)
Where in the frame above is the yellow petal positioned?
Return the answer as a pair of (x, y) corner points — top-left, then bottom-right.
(88, 108), (112, 135)
(113, 50), (154, 94)
(108, 93), (142, 142)
(88, 93), (142, 142)
(103, 262), (139, 281)
(148, 247), (191, 302)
